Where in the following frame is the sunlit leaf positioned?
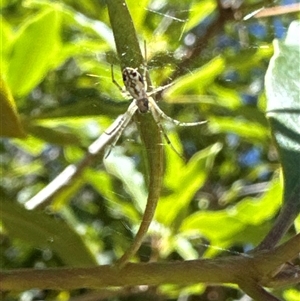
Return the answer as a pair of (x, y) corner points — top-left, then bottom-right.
(11, 135), (46, 156)
(180, 176), (283, 250)
(156, 143), (221, 226)
(185, 1), (216, 32)
(232, 176), (282, 225)
(283, 289), (300, 301)
(265, 21), (300, 209)
(173, 235), (198, 260)
(164, 56), (225, 99)
(208, 83), (241, 109)
(0, 16), (14, 55)
(209, 117), (269, 143)
(6, 8), (62, 96)
(26, 117), (103, 146)
(127, 0), (149, 32)
(295, 214), (300, 233)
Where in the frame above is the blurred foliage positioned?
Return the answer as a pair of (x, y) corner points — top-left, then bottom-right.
(0, 0), (299, 300)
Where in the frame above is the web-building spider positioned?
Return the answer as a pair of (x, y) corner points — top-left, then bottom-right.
(106, 62), (206, 155)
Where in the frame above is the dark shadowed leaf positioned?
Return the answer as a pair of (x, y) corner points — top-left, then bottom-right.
(0, 76), (26, 138)
(0, 201), (97, 266)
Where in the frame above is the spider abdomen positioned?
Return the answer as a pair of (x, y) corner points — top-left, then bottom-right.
(122, 67), (149, 113)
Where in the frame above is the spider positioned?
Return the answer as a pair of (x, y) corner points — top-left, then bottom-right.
(106, 57), (206, 156)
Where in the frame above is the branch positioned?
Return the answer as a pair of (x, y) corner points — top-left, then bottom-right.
(167, 0), (236, 81)
(238, 281), (282, 301)
(1, 233), (299, 292)
(256, 181), (300, 251)
(255, 232), (300, 276)
(0, 258), (249, 291)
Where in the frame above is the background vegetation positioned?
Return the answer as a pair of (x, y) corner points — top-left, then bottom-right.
(1, 0), (300, 300)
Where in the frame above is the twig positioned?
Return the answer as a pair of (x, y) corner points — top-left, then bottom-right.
(25, 115), (128, 210)
(245, 4), (300, 19)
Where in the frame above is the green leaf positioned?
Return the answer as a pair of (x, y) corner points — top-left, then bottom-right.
(180, 176), (283, 251)
(0, 75), (26, 138)
(26, 123), (83, 146)
(6, 8), (62, 96)
(207, 83), (242, 109)
(126, 0), (149, 32)
(164, 56), (225, 99)
(283, 289), (300, 301)
(209, 117), (269, 143)
(173, 235), (198, 260)
(11, 135), (45, 156)
(104, 149), (148, 213)
(295, 214), (300, 233)
(232, 177), (283, 226)
(184, 1), (216, 32)
(0, 201), (97, 267)
(265, 21), (300, 209)
(0, 16), (14, 55)
(156, 143), (222, 226)
(86, 169), (141, 223)
(25, 116), (102, 146)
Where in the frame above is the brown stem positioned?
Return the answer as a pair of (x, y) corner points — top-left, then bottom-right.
(2, 233), (300, 291)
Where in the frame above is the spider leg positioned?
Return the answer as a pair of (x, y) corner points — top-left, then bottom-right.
(111, 64), (125, 92)
(142, 40), (174, 96)
(148, 97), (206, 127)
(147, 82), (174, 97)
(148, 97), (184, 159)
(105, 100), (138, 157)
(142, 40), (148, 92)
